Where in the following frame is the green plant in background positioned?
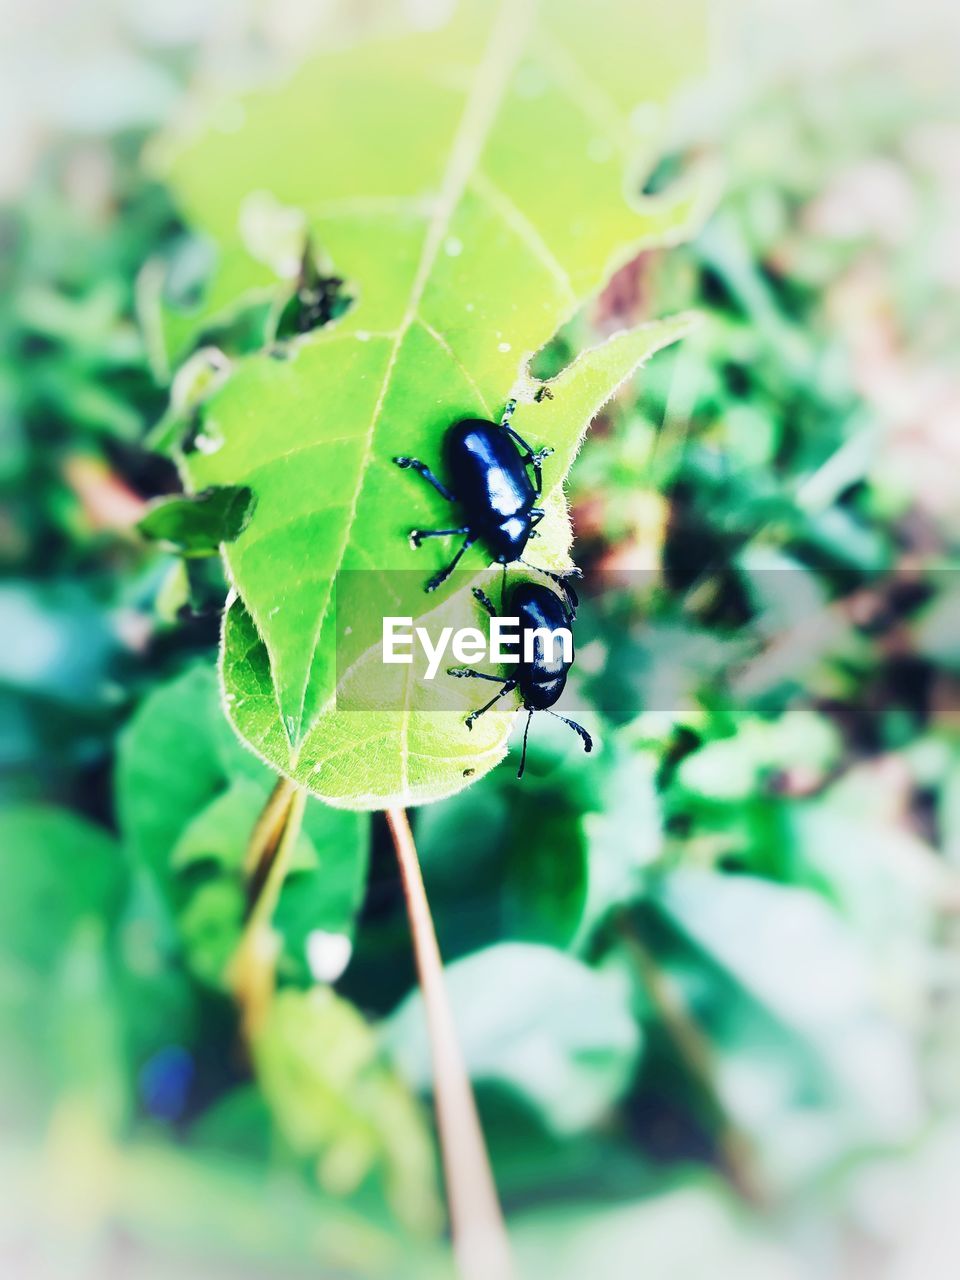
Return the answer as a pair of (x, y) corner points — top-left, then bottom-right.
(3, 0), (960, 1277)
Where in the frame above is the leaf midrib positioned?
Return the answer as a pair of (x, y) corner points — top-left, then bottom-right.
(288, 0), (539, 755)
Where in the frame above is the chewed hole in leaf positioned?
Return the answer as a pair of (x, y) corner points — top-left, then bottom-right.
(273, 241), (356, 341)
(641, 149), (693, 197)
(162, 233), (218, 311)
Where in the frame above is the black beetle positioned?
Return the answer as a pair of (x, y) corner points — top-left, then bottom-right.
(393, 399), (553, 591)
(448, 577), (592, 777)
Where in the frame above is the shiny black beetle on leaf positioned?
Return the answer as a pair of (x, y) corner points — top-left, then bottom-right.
(448, 577), (592, 777)
(394, 399), (553, 592)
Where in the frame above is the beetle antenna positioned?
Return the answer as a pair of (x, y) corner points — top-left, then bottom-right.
(543, 709), (593, 754)
(500, 397), (517, 427)
(517, 559), (581, 581)
(517, 709), (534, 778)
(517, 561), (581, 610)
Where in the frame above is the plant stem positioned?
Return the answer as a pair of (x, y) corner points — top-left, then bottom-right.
(385, 807), (514, 1280)
(233, 783), (306, 1039)
(619, 918), (766, 1205)
(244, 775), (298, 887)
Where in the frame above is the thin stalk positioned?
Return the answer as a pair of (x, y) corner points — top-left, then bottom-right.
(244, 775), (298, 886)
(619, 917), (766, 1205)
(233, 784), (307, 1039)
(385, 807), (514, 1280)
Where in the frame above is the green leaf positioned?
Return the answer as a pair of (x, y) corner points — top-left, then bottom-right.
(787, 775), (944, 960)
(384, 942), (641, 1133)
(676, 712), (842, 802)
(159, 3), (707, 361)
(216, 318), (695, 809)
(411, 727), (661, 957)
(137, 485), (255, 557)
(170, 779), (278, 990)
(0, 806), (123, 977)
(117, 664), (260, 883)
(254, 988), (442, 1235)
(413, 743), (592, 956)
(172, 777), (365, 989)
(576, 742), (663, 944)
(161, 0), (707, 808)
(0, 809), (127, 1129)
(632, 871), (921, 1190)
(116, 665), (371, 970)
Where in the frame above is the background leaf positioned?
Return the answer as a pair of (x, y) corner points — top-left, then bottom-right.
(384, 941), (641, 1133)
(137, 485), (255, 557)
(628, 871), (922, 1191)
(0, 807), (127, 1129)
(0, 806), (124, 977)
(253, 988), (442, 1235)
(116, 664), (370, 982)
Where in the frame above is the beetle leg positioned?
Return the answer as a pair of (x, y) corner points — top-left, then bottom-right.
(517, 709), (535, 778)
(500, 423), (537, 456)
(543, 708), (593, 754)
(471, 586), (497, 617)
(425, 531), (477, 593)
(528, 448), (555, 495)
(393, 456), (455, 502)
(447, 668), (504, 681)
(464, 678), (518, 730)
(409, 525), (468, 548)
(501, 424), (554, 494)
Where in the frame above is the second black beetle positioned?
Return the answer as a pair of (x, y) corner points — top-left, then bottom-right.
(448, 577), (592, 777)
(394, 399), (552, 592)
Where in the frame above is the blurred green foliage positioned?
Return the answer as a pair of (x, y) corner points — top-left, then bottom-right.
(2, 4), (960, 1278)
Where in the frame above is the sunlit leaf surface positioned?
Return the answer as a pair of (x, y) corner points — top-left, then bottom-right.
(164, 0), (706, 806)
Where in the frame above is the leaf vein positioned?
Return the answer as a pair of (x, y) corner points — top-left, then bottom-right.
(235, 504), (353, 560)
(417, 319), (494, 417)
(471, 171), (577, 306)
(537, 33), (629, 143)
(292, 0), (538, 748)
